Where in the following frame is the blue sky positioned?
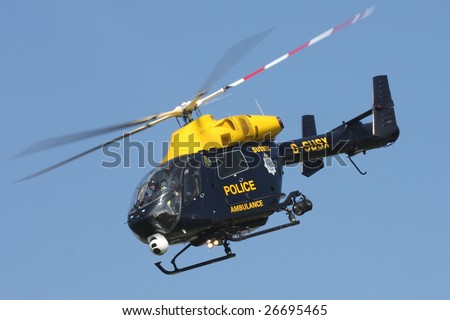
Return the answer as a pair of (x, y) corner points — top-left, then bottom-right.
(1, 0), (450, 299)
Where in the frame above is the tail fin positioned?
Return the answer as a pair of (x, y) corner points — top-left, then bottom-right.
(372, 75), (398, 137)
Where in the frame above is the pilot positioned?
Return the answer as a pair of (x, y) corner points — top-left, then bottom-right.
(148, 179), (169, 199)
(148, 180), (160, 193)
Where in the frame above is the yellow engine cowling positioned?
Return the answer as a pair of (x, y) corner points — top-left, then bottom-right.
(162, 114), (284, 162)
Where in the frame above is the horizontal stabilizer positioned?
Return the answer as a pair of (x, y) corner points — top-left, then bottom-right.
(302, 115), (318, 137)
(301, 115), (324, 177)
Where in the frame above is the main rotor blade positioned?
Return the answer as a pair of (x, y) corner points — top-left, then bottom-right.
(14, 114), (173, 182)
(183, 27), (274, 114)
(14, 113), (159, 157)
(15, 26), (272, 158)
(202, 27), (275, 93)
(197, 6), (376, 108)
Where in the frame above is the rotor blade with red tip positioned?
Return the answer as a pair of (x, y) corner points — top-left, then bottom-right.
(197, 6), (375, 107)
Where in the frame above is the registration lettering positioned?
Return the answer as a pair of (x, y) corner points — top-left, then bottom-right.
(291, 138), (330, 153)
(301, 137), (330, 152)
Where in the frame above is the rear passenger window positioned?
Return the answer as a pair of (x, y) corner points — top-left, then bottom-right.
(215, 149), (249, 179)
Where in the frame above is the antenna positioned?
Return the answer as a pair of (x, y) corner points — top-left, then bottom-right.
(255, 99), (265, 115)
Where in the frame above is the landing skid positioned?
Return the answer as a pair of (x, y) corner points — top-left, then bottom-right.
(155, 241), (236, 275)
(228, 220), (299, 242)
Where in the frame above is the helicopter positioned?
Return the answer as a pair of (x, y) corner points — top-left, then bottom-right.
(16, 6), (399, 275)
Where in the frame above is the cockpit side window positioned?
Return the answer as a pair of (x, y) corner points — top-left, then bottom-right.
(215, 149), (249, 179)
(129, 174), (151, 211)
(133, 164), (183, 209)
(183, 160), (202, 205)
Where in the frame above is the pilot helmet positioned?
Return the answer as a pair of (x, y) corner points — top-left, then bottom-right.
(149, 180), (159, 191)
